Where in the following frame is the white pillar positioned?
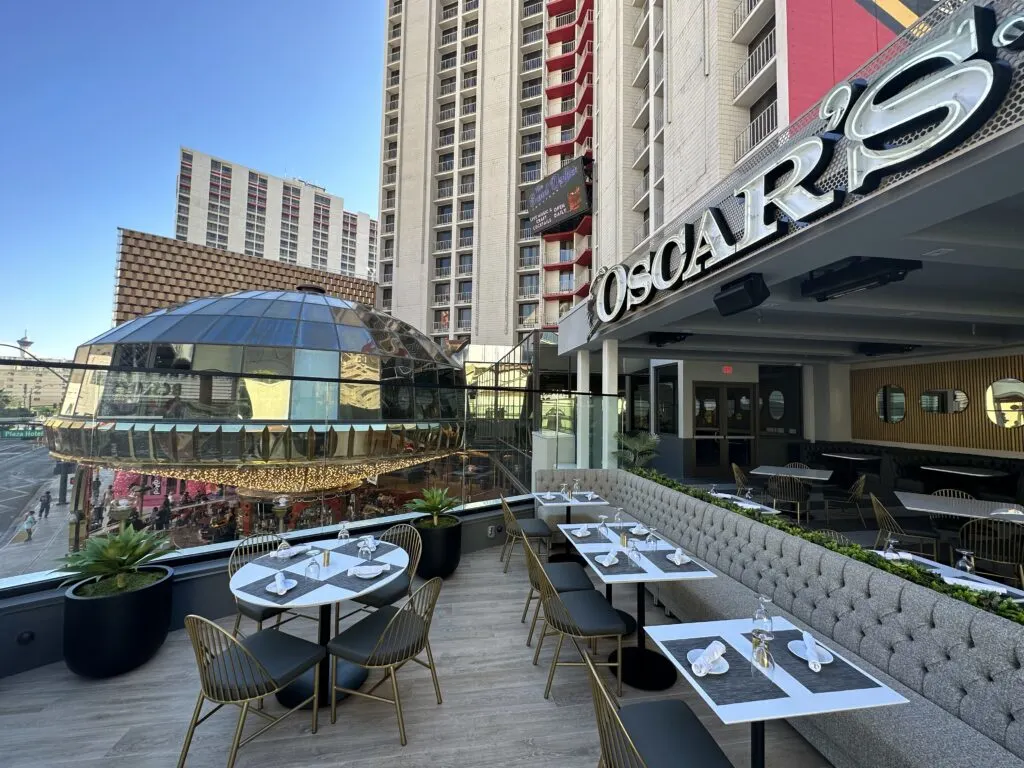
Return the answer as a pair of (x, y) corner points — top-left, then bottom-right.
(601, 339), (619, 468)
(576, 350), (591, 469)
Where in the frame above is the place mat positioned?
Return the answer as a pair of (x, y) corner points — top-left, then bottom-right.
(250, 547), (315, 571)
(587, 551), (647, 577)
(745, 630), (881, 695)
(327, 565), (401, 595)
(571, 492), (606, 504)
(328, 539), (400, 560)
(236, 572), (324, 606)
(537, 492), (570, 504)
(654, 555), (708, 575)
(662, 636), (789, 707)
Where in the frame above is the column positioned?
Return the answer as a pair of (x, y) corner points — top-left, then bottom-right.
(601, 339), (619, 468)
(576, 350), (591, 469)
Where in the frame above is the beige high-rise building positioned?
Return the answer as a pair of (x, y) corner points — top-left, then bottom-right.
(379, 0), (594, 359)
(175, 148), (378, 279)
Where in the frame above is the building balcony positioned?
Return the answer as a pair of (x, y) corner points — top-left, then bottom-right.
(522, 83), (543, 100)
(459, 209), (474, 221)
(387, 74), (400, 88)
(519, 199), (530, 213)
(458, 236), (474, 249)
(633, 219), (650, 248)
(521, 112), (543, 128)
(383, 172), (397, 186)
(735, 99), (778, 162)
(518, 255), (540, 269)
(437, 159), (454, 173)
(457, 262), (473, 275)
(382, 249), (394, 260)
(439, 81), (457, 96)
(654, 109), (664, 137)
(543, 257), (574, 271)
(456, 292), (473, 303)
(732, 0), (774, 44)
(524, 1), (542, 17)
(544, 284), (576, 299)
(653, 8), (664, 48)
(385, 98), (399, 113)
(434, 266), (452, 279)
(432, 321), (450, 333)
(441, 4), (458, 20)
(573, 280), (590, 298)
(461, 103), (476, 116)
(517, 288), (540, 299)
(633, 131), (650, 168)
(576, 41), (593, 71)
(633, 177), (650, 209)
(432, 294), (451, 307)
(381, 273), (393, 285)
(632, 88), (650, 128)
(388, 49), (402, 63)
(384, 147), (398, 160)
(520, 168), (541, 184)
(546, 0), (574, 15)
(436, 212), (453, 225)
(523, 57), (544, 72)
(440, 58), (457, 72)
(632, 39), (651, 88)
(455, 319), (472, 331)
(545, 97), (576, 127)
(384, 222), (396, 234)
(463, 75), (478, 89)
(463, 50), (478, 65)
(438, 134), (455, 147)
(390, 0), (402, 16)
(440, 31), (458, 47)
(459, 182), (475, 195)
(523, 28), (544, 46)
(548, 12), (576, 45)
(545, 133), (575, 157)
(733, 29), (777, 106)
(381, 299), (392, 311)
(382, 198), (396, 211)
(545, 68), (578, 100)
(521, 140), (542, 155)
(460, 155), (476, 168)
(464, 0), (479, 11)
(439, 107), (456, 121)
(385, 125), (399, 136)
(576, 72), (593, 101)
(633, 4), (650, 46)
(434, 240), (452, 253)
(517, 316), (539, 329)
(519, 225), (536, 240)
(461, 128), (476, 142)
(437, 186), (454, 199)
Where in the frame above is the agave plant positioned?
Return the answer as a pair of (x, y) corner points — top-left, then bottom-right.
(612, 431), (661, 470)
(58, 526), (174, 593)
(406, 487), (461, 528)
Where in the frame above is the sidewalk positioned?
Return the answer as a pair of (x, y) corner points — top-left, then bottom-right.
(0, 477), (72, 580)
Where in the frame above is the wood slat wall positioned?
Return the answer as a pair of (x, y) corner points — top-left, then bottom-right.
(850, 355), (1024, 452)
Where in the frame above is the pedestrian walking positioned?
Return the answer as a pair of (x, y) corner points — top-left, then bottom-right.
(23, 511), (37, 542)
(39, 490), (51, 519)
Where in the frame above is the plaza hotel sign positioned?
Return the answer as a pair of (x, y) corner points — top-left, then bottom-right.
(594, 4), (1024, 326)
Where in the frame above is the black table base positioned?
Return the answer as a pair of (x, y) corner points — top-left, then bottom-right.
(607, 646), (678, 690)
(751, 721), (765, 768)
(275, 604), (368, 709)
(605, 585), (637, 635)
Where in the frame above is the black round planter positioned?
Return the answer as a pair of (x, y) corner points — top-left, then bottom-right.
(63, 565), (174, 679)
(416, 516), (462, 579)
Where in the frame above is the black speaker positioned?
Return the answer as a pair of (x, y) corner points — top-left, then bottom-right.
(713, 274), (770, 317)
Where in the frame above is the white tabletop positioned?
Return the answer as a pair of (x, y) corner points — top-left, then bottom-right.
(558, 522), (717, 584)
(647, 618), (906, 725)
(894, 491), (1024, 521)
(870, 550), (1024, 600)
(709, 492), (781, 515)
(534, 491), (609, 506)
(820, 453), (878, 462)
(920, 465), (1009, 478)
(751, 466), (833, 482)
(229, 537), (410, 609)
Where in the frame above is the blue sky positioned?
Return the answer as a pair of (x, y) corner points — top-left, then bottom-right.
(0, 0), (384, 359)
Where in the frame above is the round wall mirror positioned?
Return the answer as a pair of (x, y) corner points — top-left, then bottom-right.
(875, 385), (906, 423)
(920, 389), (968, 414)
(768, 390), (785, 420)
(986, 378), (1024, 428)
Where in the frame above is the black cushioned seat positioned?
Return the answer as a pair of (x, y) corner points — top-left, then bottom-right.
(558, 589), (627, 635)
(236, 599), (287, 624)
(206, 628), (325, 698)
(329, 605), (425, 665)
(517, 518), (551, 538)
(544, 561), (594, 593)
(618, 700), (732, 768)
(353, 571), (410, 609)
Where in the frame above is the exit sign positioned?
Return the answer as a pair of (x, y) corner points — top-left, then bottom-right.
(721, 365), (733, 375)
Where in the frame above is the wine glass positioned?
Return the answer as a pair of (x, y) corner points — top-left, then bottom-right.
(559, 481), (569, 498)
(955, 548), (975, 573)
(751, 595), (775, 676)
(883, 536), (900, 560)
(710, 483), (717, 496)
(572, 477), (582, 497)
(627, 538), (640, 564)
(597, 514), (609, 535)
(304, 557), (321, 580)
(613, 508), (623, 524)
(745, 487), (754, 501)
(753, 594), (774, 640)
(337, 522), (350, 542)
(358, 538), (373, 562)
(645, 526), (659, 547)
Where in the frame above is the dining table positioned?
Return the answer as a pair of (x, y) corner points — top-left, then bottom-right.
(534, 490), (609, 564)
(750, 465), (833, 482)
(921, 465), (1009, 479)
(559, 521), (716, 691)
(648, 617), (907, 768)
(895, 491), (1024, 522)
(228, 536), (410, 708)
(819, 453), (878, 462)
(870, 548), (1024, 600)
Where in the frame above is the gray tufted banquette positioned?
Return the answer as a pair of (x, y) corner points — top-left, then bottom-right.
(536, 469), (1024, 768)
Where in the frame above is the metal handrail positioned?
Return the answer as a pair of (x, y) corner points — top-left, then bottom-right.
(733, 28), (776, 97)
(734, 99), (777, 161)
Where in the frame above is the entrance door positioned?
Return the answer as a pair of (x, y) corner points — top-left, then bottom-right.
(692, 383), (756, 477)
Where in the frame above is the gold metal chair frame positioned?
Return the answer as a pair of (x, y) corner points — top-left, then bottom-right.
(334, 523), (423, 634)
(582, 651), (648, 768)
(785, 462), (811, 469)
(178, 615), (322, 768)
(768, 475), (811, 525)
(959, 518), (1024, 587)
(731, 463), (761, 502)
(227, 533), (311, 637)
(824, 474), (868, 527)
(816, 529), (855, 547)
(524, 540), (623, 699)
(499, 496), (551, 574)
(329, 577), (444, 746)
(870, 494), (937, 558)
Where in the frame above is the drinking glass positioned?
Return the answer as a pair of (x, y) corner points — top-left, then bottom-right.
(710, 483), (718, 496)
(559, 482), (569, 498)
(955, 549), (975, 573)
(337, 522), (350, 541)
(304, 557), (321, 580)
(753, 594), (774, 640)
(627, 538), (640, 564)
(613, 508), (623, 524)
(745, 487), (754, 501)
(597, 514), (609, 535)
(751, 594), (775, 676)
(645, 526), (659, 547)
(358, 538), (373, 561)
(883, 536), (900, 560)
(572, 477), (582, 497)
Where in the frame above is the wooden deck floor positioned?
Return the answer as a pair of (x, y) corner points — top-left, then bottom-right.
(1, 549), (831, 768)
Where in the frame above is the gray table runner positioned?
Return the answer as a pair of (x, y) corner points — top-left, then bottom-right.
(328, 539), (400, 560)
(327, 565), (400, 594)
(571, 492), (607, 504)
(588, 551), (647, 577)
(662, 636), (789, 706)
(744, 630), (881, 695)
(237, 572), (324, 605)
(538, 493), (570, 503)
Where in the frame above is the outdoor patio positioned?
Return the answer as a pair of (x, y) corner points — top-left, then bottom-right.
(0, 548), (828, 768)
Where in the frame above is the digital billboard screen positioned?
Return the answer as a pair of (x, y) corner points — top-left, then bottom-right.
(527, 158), (591, 235)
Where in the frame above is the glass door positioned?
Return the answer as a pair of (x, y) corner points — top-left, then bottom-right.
(693, 385), (722, 472)
(692, 383), (757, 476)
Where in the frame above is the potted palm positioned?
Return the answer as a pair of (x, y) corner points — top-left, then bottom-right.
(58, 527), (175, 678)
(407, 487), (462, 578)
(613, 431), (661, 470)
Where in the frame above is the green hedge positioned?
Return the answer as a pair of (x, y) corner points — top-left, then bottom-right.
(630, 467), (1024, 626)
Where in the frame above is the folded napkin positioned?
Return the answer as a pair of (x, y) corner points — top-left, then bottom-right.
(629, 524), (648, 535)
(273, 572), (289, 592)
(271, 544), (310, 559)
(348, 563), (391, 577)
(596, 552), (619, 567)
(691, 641), (726, 677)
(572, 527), (589, 537)
(943, 575), (1006, 594)
(802, 631), (822, 672)
(667, 548), (690, 566)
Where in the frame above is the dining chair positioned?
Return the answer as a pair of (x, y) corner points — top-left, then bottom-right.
(959, 518), (1024, 587)
(785, 461), (811, 470)
(870, 494), (937, 558)
(500, 496), (552, 574)
(178, 616), (326, 768)
(930, 489), (974, 560)
(227, 533), (307, 637)
(521, 550), (595, 647)
(731, 463), (763, 502)
(823, 474), (868, 527)
(327, 577), (444, 746)
(816, 529), (855, 547)
(524, 540), (626, 698)
(581, 652), (732, 768)
(335, 523), (423, 634)
(767, 475), (811, 525)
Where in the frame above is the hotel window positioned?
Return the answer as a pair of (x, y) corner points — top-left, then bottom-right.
(654, 364), (677, 435)
(520, 244), (539, 266)
(438, 179), (454, 198)
(434, 284), (450, 303)
(441, 52), (457, 70)
(518, 304), (537, 324)
(460, 147), (475, 167)
(521, 160), (540, 183)
(522, 105), (541, 126)
(386, 117), (399, 135)
(559, 240), (573, 262)
(457, 253), (472, 274)
(205, 160), (231, 250)
(279, 184), (300, 264)
(518, 273), (538, 296)
(458, 226), (473, 248)
(459, 200), (474, 220)
(558, 272), (573, 292)
(464, 20), (478, 36)
(523, 52), (542, 71)
(457, 280), (472, 300)
(457, 308), (472, 329)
